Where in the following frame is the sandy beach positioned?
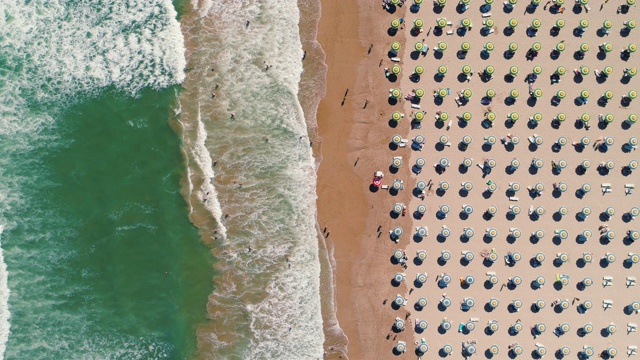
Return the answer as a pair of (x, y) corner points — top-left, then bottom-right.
(317, 0), (638, 358)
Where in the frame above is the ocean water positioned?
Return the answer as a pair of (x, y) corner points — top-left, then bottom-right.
(0, 0), (213, 358)
(177, 0), (327, 358)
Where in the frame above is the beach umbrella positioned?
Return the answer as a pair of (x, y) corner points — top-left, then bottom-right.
(532, 88), (542, 98)
(532, 65), (542, 75)
(628, 160), (638, 170)
(606, 323), (617, 334)
(416, 204), (427, 215)
(603, 66), (613, 76)
(391, 157), (402, 169)
(603, 113), (614, 125)
(512, 321), (524, 334)
(441, 250), (451, 261)
(554, 90), (566, 100)
(508, 19), (519, 29)
(605, 160), (615, 170)
(533, 230), (545, 240)
(392, 180), (403, 191)
(512, 346), (523, 357)
(463, 227), (475, 239)
(505, 113), (519, 124)
(440, 227), (451, 238)
(583, 323), (594, 334)
(509, 66), (519, 76)
(465, 344), (476, 355)
(462, 158), (473, 168)
(484, 19), (495, 28)
(486, 228), (498, 238)
(414, 19), (424, 29)
(489, 345), (499, 355)
(487, 182), (497, 193)
(462, 182), (474, 193)
(534, 206), (545, 217)
(601, 43), (613, 53)
(582, 347), (595, 358)
(440, 296), (452, 308)
(462, 89), (472, 99)
(555, 19), (565, 29)
(416, 342), (428, 354)
(416, 226), (428, 238)
(536, 346), (547, 357)
(485, 89), (496, 100)
(391, 64), (401, 75)
(394, 318), (405, 331)
(509, 182), (521, 192)
(461, 19), (472, 29)
(556, 137), (568, 148)
(414, 88), (425, 98)
(461, 112), (472, 122)
(391, 134), (402, 145)
(439, 204), (450, 216)
(603, 19), (613, 30)
(436, 89), (448, 98)
(580, 90), (590, 100)
(534, 182), (544, 192)
(439, 274), (452, 287)
(555, 42), (565, 52)
(510, 206), (522, 217)
(488, 321), (499, 332)
(628, 44), (638, 53)
(629, 207), (640, 218)
(626, 67), (638, 78)
(484, 42), (495, 52)
(510, 275), (522, 286)
(627, 114), (638, 124)
(579, 206), (591, 217)
(394, 294), (407, 306)
(416, 180), (427, 191)
(391, 111), (403, 121)
(464, 275), (475, 285)
(463, 251), (474, 262)
(461, 65), (472, 75)
(442, 345), (453, 355)
(558, 206), (568, 216)
(510, 158), (520, 169)
(555, 114), (567, 125)
(555, 66), (566, 76)
(485, 135), (496, 146)
(531, 18), (542, 29)
(560, 347), (570, 356)
(580, 19), (589, 29)
(439, 181), (449, 191)
(416, 273), (428, 284)
(390, 42), (401, 52)
(414, 65), (424, 75)
(486, 205), (498, 217)
(535, 323), (547, 334)
(604, 230), (615, 241)
(606, 348), (617, 358)
(535, 299), (546, 309)
(630, 301), (640, 312)
(509, 89), (519, 99)
(582, 299), (593, 311)
(580, 66), (590, 76)
(414, 111), (425, 122)
(532, 158), (544, 169)
(463, 297), (475, 308)
(488, 251), (499, 262)
(394, 341), (406, 353)
(440, 319), (451, 331)
(392, 203), (404, 214)
(557, 182), (568, 192)
(579, 229), (592, 242)
(437, 42), (447, 54)
(392, 226), (403, 238)
(390, 19), (401, 29)
(557, 253), (569, 263)
(393, 249), (405, 262)
(556, 159), (567, 170)
(510, 299), (523, 310)
(627, 90), (638, 100)
(416, 250), (427, 261)
(557, 230), (568, 240)
(580, 114), (590, 125)
(532, 42), (541, 52)
(535, 252), (545, 263)
(436, 18), (447, 28)
(414, 135), (424, 145)
(582, 277), (593, 287)
(605, 253), (616, 263)
(626, 20), (637, 29)
(390, 89), (402, 99)
(394, 273), (405, 283)
(560, 299), (570, 309)
(486, 159), (497, 169)
(415, 157), (426, 169)
(391, 0), (400, 3)
(534, 276), (545, 288)
(437, 112), (449, 122)
(509, 42), (518, 53)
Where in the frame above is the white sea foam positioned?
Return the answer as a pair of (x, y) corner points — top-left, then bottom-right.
(181, 0), (325, 358)
(0, 227), (10, 358)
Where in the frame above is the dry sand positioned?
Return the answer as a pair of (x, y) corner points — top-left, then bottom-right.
(318, 0), (637, 359)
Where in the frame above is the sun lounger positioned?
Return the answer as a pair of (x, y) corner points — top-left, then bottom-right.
(627, 276), (637, 287)
(411, 104), (421, 109)
(482, 13), (492, 17)
(603, 276), (613, 286)
(628, 345), (637, 356)
(390, 57), (401, 62)
(446, 30), (454, 35)
(446, 21), (453, 26)
(626, 183), (635, 188)
(398, 143), (406, 148)
(603, 188), (612, 194)
(603, 300), (613, 309)
(509, 196), (519, 201)
(601, 183), (612, 188)
(628, 323), (638, 333)
(381, 185), (390, 190)
(487, 28), (495, 34)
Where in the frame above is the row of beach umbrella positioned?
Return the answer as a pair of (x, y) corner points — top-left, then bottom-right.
(387, 0), (635, 8)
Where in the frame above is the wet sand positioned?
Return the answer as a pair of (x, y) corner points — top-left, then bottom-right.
(317, 0), (638, 358)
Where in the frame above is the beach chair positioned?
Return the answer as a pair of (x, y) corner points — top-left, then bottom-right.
(627, 276), (637, 287)
(487, 28), (495, 34)
(411, 104), (421, 109)
(628, 345), (637, 356)
(381, 185), (390, 190)
(447, 21), (453, 26)
(482, 12), (492, 17)
(398, 143), (406, 148)
(603, 300), (613, 309)
(601, 183), (612, 188)
(629, 323), (638, 333)
(603, 276), (613, 286)
(446, 30), (454, 35)
(509, 196), (519, 201)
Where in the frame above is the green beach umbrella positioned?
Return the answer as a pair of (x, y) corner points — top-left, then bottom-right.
(556, 42), (566, 52)
(414, 111), (425, 122)
(437, 41), (447, 51)
(510, 89), (519, 99)
(626, 20), (637, 30)
(533, 65), (542, 75)
(555, 19), (565, 29)
(509, 112), (520, 121)
(581, 113), (590, 123)
(509, 0), (518, 4)
(414, 19), (424, 29)
(485, 65), (495, 75)
(484, 42), (495, 52)
(580, 65), (590, 75)
(461, 42), (471, 51)
(580, 19), (589, 29)
(438, 112), (449, 121)
(485, 0), (495, 3)
(556, 112), (566, 121)
(629, 90), (638, 99)
(580, 43), (589, 53)
(531, 19), (542, 29)
(628, 114), (638, 124)
(414, 66), (424, 75)
(509, 42), (518, 52)
(436, 18), (447, 28)
(462, 65), (472, 74)
(391, 42), (401, 52)
(509, 66), (519, 76)
(509, 18), (518, 28)
(391, 64), (401, 74)
(486, 89), (496, 99)
(603, 20), (613, 29)
(603, 66), (613, 76)
(532, 112), (543, 122)
(391, 112), (403, 121)
(581, 90), (590, 99)
(603, 91), (614, 100)
(461, 18), (472, 28)
(532, 42), (541, 51)
(437, 65), (448, 75)
(602, 43), (613, 52)
(437, 0), (447, 5)
(462, 89), (472, 99)
(556, 90), (566, 99)
(603, 113), (614, 123)
(415, 0), (424, 3)
(628, 43), (637, 53)
(438, 88), (448, 98)
(532, 88), (542, 98)
(462, 112), (472, 121)
(532, 0), (541, 4)
(414, 88), (425, 98)
(390, 89), (402, 99)
(556, 0), (565, 4)
(628, 0), (636, 4)
(484, 19), (495, 28)
(556, 66), (566, 75)
(390, 19), (401, 29)
(627, 68), (637, 77)
(391, 0), (400, 3)
(580, 0), (589, 4)
(414, 42), (425, 52)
